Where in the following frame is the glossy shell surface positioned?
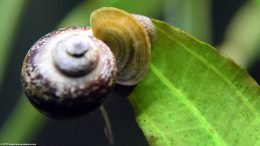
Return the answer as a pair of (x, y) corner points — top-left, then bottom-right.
(91, 7), (151, 85)
(21, 26), (116, 118)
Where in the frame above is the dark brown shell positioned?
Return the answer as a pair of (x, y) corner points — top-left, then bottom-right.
(21, 26), (116, 119)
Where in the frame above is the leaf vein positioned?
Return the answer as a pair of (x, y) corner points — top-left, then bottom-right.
(156, 26), (259, 121)
(150, 63), (228, 146)
(130, 93), (172, 145)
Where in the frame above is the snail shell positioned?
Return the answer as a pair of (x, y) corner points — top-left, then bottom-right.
(21, 7), (154, 118)
(90, 7), (151, 86)
(132, 14), (155, 43)
(21, 26), (116, 119)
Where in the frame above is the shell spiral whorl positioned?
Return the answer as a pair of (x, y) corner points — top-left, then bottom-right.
(21, 27), (116, 118)
(51, 33), (99, 77)
(91, 7), (152, 86)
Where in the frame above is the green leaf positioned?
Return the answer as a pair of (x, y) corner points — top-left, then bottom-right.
(129, 20), (260, 146)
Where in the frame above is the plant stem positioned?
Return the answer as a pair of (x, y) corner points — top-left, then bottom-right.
(164, 0), (212, 43)
(0, 0), (28, 85)
(0, 96), (45, 142)
(100, 105), (114, 145)
(59, 0), (163, 27)
(220, 1), (260, 68)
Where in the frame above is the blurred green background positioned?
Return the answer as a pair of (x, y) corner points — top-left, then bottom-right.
(0, 0), (259, 145)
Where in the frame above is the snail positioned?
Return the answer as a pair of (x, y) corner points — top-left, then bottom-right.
(21, 7), (154, 119)
(21, 26), (116, 118)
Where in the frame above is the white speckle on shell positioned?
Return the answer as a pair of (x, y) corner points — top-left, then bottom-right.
(22, 27), (116, 103)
